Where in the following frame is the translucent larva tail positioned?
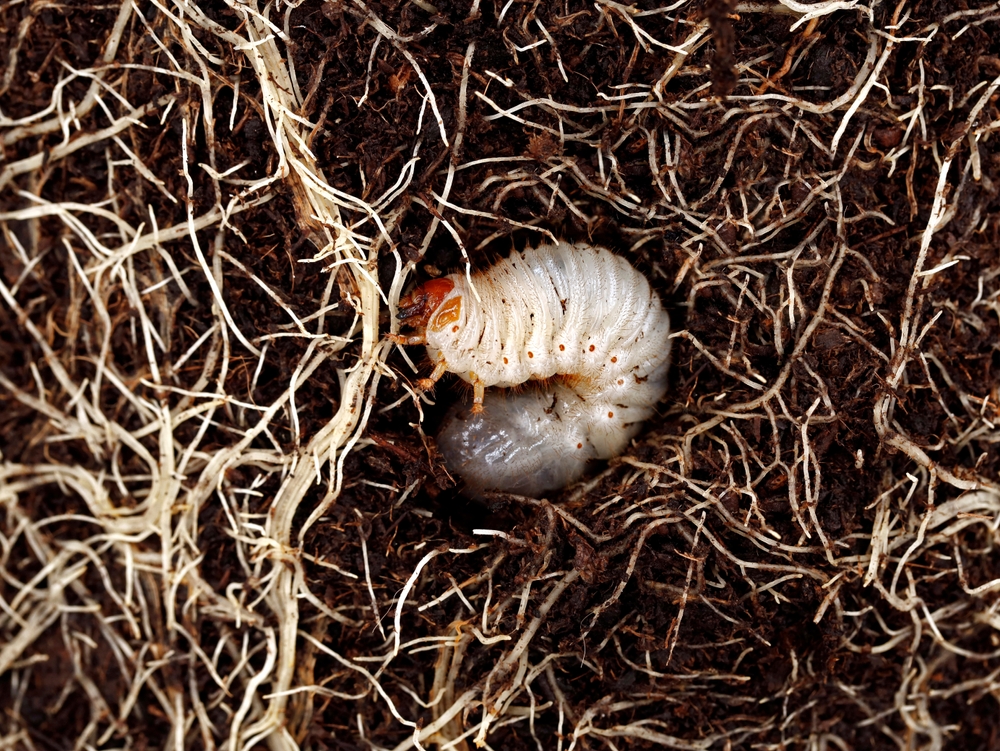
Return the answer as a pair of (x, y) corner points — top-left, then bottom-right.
(437, 384), (597, 501)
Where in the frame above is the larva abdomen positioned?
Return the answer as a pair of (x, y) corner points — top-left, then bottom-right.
(396, 241), (671, 498)
(436, 384), (596, 501)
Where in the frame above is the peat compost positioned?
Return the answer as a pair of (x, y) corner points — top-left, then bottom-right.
(2, 0), (1000, 749)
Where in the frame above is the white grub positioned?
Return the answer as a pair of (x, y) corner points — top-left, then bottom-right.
(394, 242), (672, 498)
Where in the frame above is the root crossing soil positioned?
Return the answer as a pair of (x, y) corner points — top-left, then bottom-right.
(2, 0), (1000, 749)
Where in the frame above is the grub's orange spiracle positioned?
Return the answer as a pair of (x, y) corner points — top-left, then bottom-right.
(392, 242), (672, 498)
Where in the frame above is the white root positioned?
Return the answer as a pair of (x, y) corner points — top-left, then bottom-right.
(2, 1), (1000, 750)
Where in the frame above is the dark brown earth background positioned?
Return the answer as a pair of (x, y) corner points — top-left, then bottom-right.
(2, 0), (1000, 749)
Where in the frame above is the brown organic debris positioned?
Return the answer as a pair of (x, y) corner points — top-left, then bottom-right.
(2, 0), (1000, 749)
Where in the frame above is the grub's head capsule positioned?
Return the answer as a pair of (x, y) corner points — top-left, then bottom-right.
(398, 277), (465, 346)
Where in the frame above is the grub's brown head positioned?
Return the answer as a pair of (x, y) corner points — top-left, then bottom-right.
(398, 278), (459, 332)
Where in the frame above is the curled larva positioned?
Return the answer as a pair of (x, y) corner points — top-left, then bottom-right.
(394, 241), (671, 499)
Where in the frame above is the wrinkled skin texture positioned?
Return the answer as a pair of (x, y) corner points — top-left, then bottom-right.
(399, 243), (672, 499)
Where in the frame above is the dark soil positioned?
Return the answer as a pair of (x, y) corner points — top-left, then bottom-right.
(2, 0), (1000, 749)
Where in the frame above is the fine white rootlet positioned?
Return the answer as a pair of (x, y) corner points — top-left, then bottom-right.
(394, 242), (672, 499)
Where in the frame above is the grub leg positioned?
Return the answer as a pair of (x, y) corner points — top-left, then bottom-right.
(388, 332), (428, 345)
(471, 375), (485, 414)
(417, 358), (448, 391)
